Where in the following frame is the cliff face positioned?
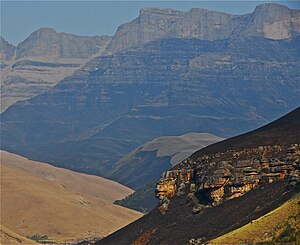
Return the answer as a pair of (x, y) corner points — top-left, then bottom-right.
(15, 28), (110, 59)
(156, 144), (299, 214)
(0, 36), (15, 62)
(108, 3), (300, 52)
(1, 28), (111, 112)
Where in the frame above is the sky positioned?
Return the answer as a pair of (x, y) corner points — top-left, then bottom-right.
(1, 1), (299, 45)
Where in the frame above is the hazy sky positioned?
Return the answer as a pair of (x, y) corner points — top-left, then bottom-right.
(1, 1), (299, 45)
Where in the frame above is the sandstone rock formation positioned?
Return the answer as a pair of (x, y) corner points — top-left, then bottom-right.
(0, 29), (111, 112)
(156, 144), (299, 213)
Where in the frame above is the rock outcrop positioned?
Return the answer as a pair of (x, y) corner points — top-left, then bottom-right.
(156, 144), (299, 213)
(1, 28), (111, 112)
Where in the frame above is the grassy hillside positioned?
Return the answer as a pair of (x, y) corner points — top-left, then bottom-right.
(0, 225), (37, 244)
(210, 194), (300, 244)
(1, 151), (143, 244)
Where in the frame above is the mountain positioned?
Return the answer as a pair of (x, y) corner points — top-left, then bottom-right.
(1, 3), (299, 186)
(0, 151), (142, 244)
(107, 3), (300, 52)
(97, 107), (300, 245)
(0, 28), (111, 112)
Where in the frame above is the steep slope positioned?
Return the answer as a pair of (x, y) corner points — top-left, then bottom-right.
(1, 28), (111, 112)
(0, 151), (143, 244)
(98, 107), (300, 245)
(210, 194), (300, 244)
(1, 4), (299, 184)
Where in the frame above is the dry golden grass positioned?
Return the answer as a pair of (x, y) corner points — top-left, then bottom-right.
(0, 225), (37, 244)
(0, 151), (143, 244)
(210, 194), (300, 244)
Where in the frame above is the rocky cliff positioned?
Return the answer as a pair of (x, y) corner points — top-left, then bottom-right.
(0, 36), (15, 63)
(98, 107), (300, 245)
(1, 28), (111, 112)
(108, 3), (300, 52)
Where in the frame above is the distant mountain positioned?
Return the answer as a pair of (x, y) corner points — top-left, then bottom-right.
(0, 28), (111, 112)
(109, 133), (223, 188)
(1, 150), (142, 244)
(1, 3), (299, 185)
(108, 3), (300, 52)
(98, 107), (300, 245)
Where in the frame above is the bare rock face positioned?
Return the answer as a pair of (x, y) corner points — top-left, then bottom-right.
(1, 28), (112, 112)
(156, 144), (299, 213)
(108, 3), (300, 52)
(0, 36), (15, 62)
(107, 8), (183, 52)
(16, 28), (111, 59)
(249, 3), (300, 40)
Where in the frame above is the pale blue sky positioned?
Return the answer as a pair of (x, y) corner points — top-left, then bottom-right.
(1, 1), (299, 45)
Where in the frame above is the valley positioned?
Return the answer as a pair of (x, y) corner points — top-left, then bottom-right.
(0, 151), (142, 244)
(1, 2), (299, 245)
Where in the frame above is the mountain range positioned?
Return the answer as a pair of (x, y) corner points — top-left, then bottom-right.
(1, 4), (299, 189)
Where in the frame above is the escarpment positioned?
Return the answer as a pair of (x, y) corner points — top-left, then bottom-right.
(156, 144), (300, 214)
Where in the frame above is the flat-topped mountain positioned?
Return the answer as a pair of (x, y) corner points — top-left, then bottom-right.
(98, 107), (300, 245)
(108, 3), (300, 52)
(0, 29), (111, 112)
(16, 27), (110, 59)
(1, 4), (299, 188)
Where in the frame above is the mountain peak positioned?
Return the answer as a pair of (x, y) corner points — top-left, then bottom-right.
(34, 27), (57, 34)
(254, 2), (290, 12)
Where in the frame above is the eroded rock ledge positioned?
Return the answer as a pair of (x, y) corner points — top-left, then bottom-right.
(156, 144), (299, 214)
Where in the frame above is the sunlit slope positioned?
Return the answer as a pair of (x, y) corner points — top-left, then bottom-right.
(210, 194), (300, 244)
(1, 150), (134, 202)
(0, 225), (37, 244)
(1, 151), (143, 244)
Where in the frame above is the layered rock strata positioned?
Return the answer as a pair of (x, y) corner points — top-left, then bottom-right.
(156, 144), (299, 213)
